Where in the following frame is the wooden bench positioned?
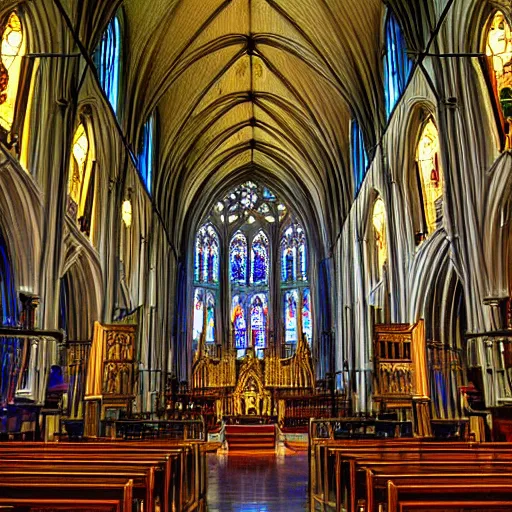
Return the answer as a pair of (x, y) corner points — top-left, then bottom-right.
(0, 439), (219, 512)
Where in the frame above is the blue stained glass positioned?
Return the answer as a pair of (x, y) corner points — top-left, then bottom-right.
(139, 113), (155, 192)
(384, 11), (413, 119)
(250, 293), (267, 349)
(230, 232), (247, 284)
(351, 118), (369, 194)
(94, 15), (121, 115)
(284, 290), (298, 344)
(232, 295), (247, 349)
(251, 231), (269, 284)
(195, 224), (219, 284)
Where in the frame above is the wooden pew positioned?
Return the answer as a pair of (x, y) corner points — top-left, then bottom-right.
(0, 473), (133, 512)
(0, 439), (220, 512)
(331, 446), (512, 512)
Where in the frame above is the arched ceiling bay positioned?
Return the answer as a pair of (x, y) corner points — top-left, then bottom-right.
(120, 0), (385, 255)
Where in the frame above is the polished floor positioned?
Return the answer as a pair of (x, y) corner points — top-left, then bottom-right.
(206, 452), (309, 511)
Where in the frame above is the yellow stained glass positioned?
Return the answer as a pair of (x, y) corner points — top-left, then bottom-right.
(417, 119), (443, 234)
(372, 198), (387, 274)
(69, 123), (89, 204)
(0, 12), (25, 131)
(486, 12), (512, 120)
(122, 199), (132, 228)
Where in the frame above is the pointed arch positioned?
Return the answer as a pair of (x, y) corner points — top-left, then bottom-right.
(94, 12), (122, 115)
(416, 118), (443, 235)
(372, 197), (388, 281)
(138, 110), (157, 193)
(250, 293), (268, 352)
(383, 10), (413, 119)
(194, 223), (220, 284)
(68, 118), (98, 242)
(280, 222), (308, 283)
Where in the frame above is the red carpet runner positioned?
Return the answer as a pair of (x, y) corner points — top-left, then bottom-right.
(225, 424), (276, 451)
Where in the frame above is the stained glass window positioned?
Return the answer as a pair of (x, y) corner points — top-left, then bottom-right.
(94, 15), (121, 115)
(383, 11), (413, 119)
(281, 224), (307, 283)
(250, 293), (267, 350)
(192, 289), (204, 343)
(284, 290), (298, 344)
(251, 231), (269, 284)
(302, 288), (312, 343)
(486, 12), (512, 126)
(417, 119), (443, 234)
(230, 232), (247, 284)
(68, 122), (96, 239)
(351, 118), (369, 194)
(372, 198), (387, 275)
(232, 295), (247, 349)
(0, 12), (25, 131)
(206, 292), (215, 344)
(194, 224), (220, 284)
(139, 112), (156, 192)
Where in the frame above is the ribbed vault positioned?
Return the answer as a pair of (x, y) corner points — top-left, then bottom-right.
(120, 0), (386, 255)
(33, 0), (439, 256)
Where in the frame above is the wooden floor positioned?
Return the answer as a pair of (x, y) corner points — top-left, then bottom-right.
(206, 452), (309, 511)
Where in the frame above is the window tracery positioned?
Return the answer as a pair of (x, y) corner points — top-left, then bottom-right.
(139, 112), (156, 193)
(351, 118), (369, 194)
(192, 182), (312, 357)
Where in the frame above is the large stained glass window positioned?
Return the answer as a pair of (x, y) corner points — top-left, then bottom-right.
(251, 230), (269, 284)
(192, 181), (313, 358)
(230, 232), (247, 284)
(383, 11), (413, 119)
(94, 14), (121, 115)
(351, 118), (369, 194)
(372, 198), (387, 277)
(416, 118), (443, 234)
(232, 295), (247, 350)
(139, 112), (156, 193)
(0, 12), (25, 131)
(284, 290), (298, 344)
(194, 224), (219, 284)
(486, 11), (512, 142)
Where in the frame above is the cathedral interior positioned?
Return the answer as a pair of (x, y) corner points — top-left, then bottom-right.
(2, 0), (512, 510)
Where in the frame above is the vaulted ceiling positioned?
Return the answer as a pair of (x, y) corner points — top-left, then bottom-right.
(121, 0), (386, 254)
(10, 0), (443, 256)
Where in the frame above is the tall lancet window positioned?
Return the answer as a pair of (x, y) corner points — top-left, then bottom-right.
(94, 14), (122, 115)
(280, 223), (311, 352)
(486, 11), (512, 145)
(383, 11), (413, 118)
(372, 197), (387, 280)
(68, 121), (97, 241)
(351, 118), (369, 194)
(139, 112), (156, 193)
(192, 224), (219, 350)
(191, 181), (314, 360)
(416, 118), (443, 235)
(0, 12), (25, 131)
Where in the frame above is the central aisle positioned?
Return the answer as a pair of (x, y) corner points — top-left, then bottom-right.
(206, 452), (309, 511)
